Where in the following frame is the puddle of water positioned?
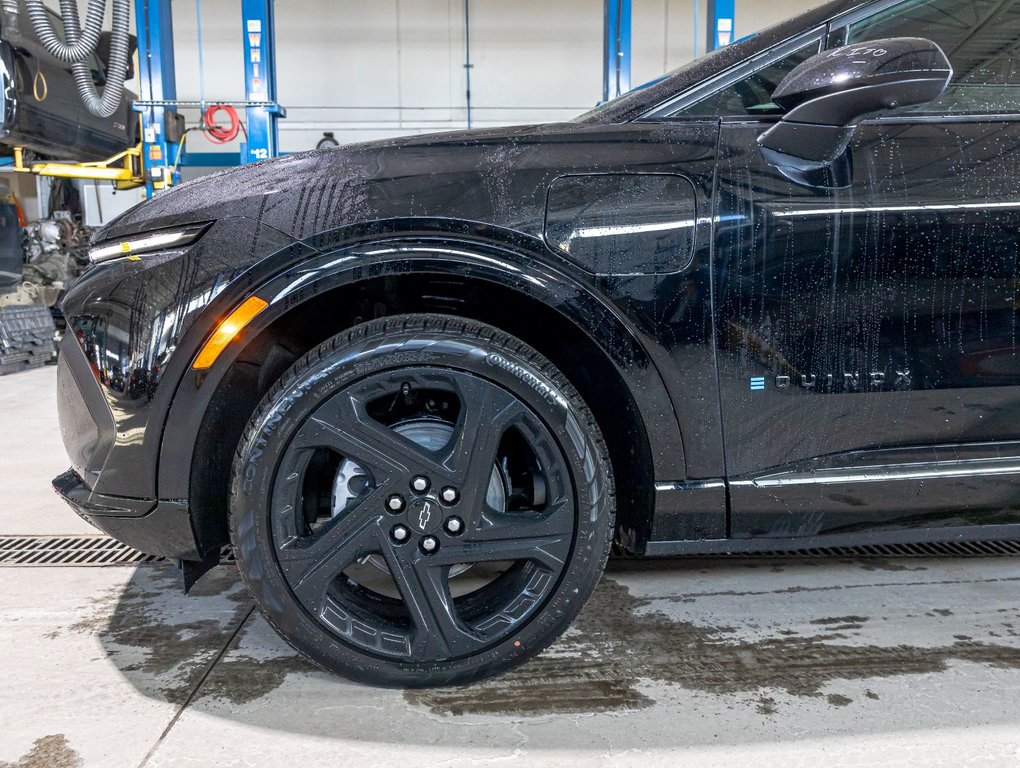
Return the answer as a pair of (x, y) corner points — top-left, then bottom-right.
(64, 566), (253, 705)
(0, 735), (82, 768)
(406, 577), (1020, 717)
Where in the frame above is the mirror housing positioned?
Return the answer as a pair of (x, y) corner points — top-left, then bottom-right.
(759, 37), (952, 187)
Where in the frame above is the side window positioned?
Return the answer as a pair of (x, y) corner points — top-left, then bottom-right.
(674, 40), (821, 118)
(845, 0), (1020, 114)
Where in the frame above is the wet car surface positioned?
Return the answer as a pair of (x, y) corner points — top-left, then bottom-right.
(50, 0), (1020, 686)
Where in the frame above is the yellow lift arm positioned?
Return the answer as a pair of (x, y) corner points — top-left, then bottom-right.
(9, 144), (151, 191)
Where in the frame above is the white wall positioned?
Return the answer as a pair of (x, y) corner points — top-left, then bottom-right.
(737, 0), (824, 38)
(633, 0), (706, 88)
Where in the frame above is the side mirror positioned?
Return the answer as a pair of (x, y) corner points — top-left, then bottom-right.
(759, 37), (952, 187)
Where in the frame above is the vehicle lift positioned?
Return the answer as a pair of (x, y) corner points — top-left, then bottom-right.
(603, 0), (631, 102)
(9, 0), (284, 198)
(132, 0), (284, 196)
(706, 0), (736, 51)
(603, 0), (733, 100)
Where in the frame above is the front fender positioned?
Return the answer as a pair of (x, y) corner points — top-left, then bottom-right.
(156, 233), (687, 501)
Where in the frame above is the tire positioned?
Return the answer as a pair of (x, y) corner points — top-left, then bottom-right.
(230, 314), (615, 687)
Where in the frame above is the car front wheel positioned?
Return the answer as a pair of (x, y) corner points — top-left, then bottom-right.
(230, 314), (615, 687)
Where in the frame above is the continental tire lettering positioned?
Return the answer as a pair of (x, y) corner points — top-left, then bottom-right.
(485, 353), (567, 408)
(243, 434), (269, 492)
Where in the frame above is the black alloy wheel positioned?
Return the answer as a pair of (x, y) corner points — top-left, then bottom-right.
(230, 314), (615, 687)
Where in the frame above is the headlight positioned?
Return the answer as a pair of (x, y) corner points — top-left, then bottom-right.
(88, 223), (211, 264)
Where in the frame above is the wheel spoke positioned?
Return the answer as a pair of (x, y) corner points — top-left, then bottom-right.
(471, 495), (575, 541)
(446, 376), (521, 480)
(430, 533), (572, 571)
(290, 415), (398, 480)
(379, 545), (486, 659)
(278, 508), (384, 610)
(443, 377), (530, 522)
(306, 392), (448, 478)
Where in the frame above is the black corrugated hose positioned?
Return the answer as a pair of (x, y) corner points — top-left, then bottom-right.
(23, 0), (132, 119)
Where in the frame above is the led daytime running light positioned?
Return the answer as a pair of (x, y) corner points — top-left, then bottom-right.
(88, 224), (209, 264)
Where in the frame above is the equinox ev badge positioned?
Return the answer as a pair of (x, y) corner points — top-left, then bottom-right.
(750, 370), (912, 392)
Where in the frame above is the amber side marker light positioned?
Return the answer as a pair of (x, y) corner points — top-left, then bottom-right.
(193, 296), (269, 370)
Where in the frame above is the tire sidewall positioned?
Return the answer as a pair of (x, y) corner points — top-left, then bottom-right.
(230, 318), (612, 687)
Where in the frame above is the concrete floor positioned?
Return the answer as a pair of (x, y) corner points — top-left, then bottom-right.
(2, 366), (1020, 768)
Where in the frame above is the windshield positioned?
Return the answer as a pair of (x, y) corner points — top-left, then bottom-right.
(574, 0), (859, 124)
(574, 41), (751, 122)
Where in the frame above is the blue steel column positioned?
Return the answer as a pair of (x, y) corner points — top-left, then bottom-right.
(706, 0), (736, 51)
(134, 0), (177, 196)
(602, 0), (631, 102)
(240, 0), (281, 162)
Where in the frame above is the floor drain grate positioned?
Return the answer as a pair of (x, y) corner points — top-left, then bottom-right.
(702, 540), (1020, 559)
(0, 535), (1017, 567)
(0, 536), (162, 566)
(0, 536), (236, 567)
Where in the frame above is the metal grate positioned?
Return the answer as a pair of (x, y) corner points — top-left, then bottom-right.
(0, 536), (236, 567)
(700, 540), (1020, 559)
(0, 534), (1017, 567)
(0, 536), (162, 566)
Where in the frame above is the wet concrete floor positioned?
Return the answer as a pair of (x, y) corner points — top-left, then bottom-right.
(3, 369), (1020, 767)
(2, 555), (1020, 767)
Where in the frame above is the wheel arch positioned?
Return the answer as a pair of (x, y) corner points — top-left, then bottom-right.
(159, 238), (685, 558)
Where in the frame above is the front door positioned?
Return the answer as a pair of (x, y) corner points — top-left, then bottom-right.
(715, 119), (1020, 539)
(714, 0), (1020, 540)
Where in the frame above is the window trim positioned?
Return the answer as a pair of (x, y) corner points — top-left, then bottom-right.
(828, 0), (906, 32)
(638, 27), (827, 121)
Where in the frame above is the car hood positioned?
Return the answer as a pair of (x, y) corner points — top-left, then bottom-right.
(96, 122), (568, 243)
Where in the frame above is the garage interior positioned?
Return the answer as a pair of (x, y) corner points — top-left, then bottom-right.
(2, 1), (1020, 766)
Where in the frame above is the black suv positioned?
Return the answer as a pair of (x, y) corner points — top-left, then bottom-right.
(54, 0), (1020, 687)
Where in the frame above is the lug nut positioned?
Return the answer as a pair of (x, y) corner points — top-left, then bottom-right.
(387, 494), (405, 512)
(445, 517), (463, 535)
(391, 525), (409, 542)
(411, 476), (430, 493)
(440, 486), (458, 504)
(421, 536), (438, 553)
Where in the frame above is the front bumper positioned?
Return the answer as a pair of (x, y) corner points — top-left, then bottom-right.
(53, 329), (201, 561)
(51, 216), (294, 561)
(52, 469), (200, 560)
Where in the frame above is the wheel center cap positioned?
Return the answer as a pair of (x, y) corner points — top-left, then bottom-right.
(407, 497), (442, 534)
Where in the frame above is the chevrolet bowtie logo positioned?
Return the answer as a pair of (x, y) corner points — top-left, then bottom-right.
(418, 501), (433, 532)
